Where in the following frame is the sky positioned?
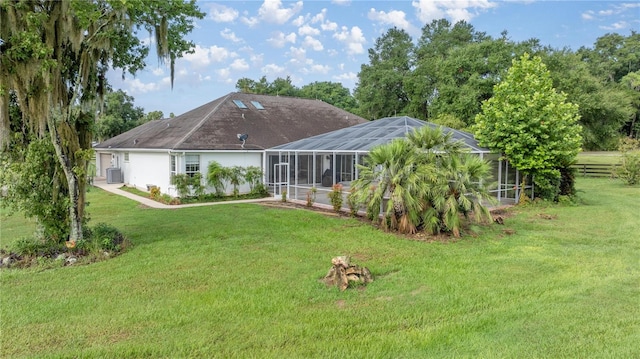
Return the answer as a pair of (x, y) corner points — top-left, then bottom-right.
(107, 0), (640, 117)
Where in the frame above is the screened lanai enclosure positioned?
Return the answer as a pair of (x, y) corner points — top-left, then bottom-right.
(265, 116), (530, 208)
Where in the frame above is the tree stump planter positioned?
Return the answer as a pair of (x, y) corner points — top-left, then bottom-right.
(322, 256), (373, 291)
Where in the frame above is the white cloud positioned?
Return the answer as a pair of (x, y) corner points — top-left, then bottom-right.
(302, 36), (324, 51)
(217, 68), (231, 81)
(241, 16), (259, 27)
(258, 0), (303, 24)
(333, 72), (357, 82)
(292, 15), (307, 27)
(311, 8), (327, 23)
(600, 21), (629, 31)
(368, 8), (418, 35)
(332, 0), (350, 5)
(152, 68), (165, 76)
(230, 58), (250, 71)
(288, 46), (307, 63)
(262, 63), (287, 77)
(321, 20), (338, 31)
(250, 53), (264, 67)
(333, 26), (366, 55)
(209, 4), (239, 22)
(581, 10), (595, 21)
(127, 78), (159, 94)
(412, 0), (496, 24)
(221, 28), (242, 43)
(306, 63), (331, 74)
(299, 24), (321, 36)
(267, 31), (297, 48)
(182, 45), (232, 68)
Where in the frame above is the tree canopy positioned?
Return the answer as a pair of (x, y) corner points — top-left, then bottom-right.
(353, 22), (638, 148)
(0, 0), (204, 243)
(235, 76), (356, 112)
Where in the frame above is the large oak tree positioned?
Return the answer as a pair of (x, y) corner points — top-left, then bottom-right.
(0, 0), (203, 243)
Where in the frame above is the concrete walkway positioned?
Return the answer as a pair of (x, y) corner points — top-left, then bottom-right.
(92, 179), (277, 209)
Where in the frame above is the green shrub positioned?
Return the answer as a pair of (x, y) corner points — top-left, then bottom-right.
(12, 237), (61, 257)
(614, 138), (640, 185)
(306, 187), (317, 207)
(328, 184), (343, 213)
(615, 151), (640, 185)
(87, 223), (127, 252)
(149, 186), (161, 200)
(347, 188), (359, 216)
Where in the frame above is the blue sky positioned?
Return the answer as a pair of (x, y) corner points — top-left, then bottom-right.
(107, 0), (640, 117)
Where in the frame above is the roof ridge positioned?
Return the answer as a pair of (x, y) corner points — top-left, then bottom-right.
(174, 93), (231, 149)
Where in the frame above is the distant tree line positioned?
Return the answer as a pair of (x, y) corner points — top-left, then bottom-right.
(237, 20), (638, 151)
(235, 75), (358, 115)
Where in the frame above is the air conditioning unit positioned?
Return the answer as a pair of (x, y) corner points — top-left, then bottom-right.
(106, 168), (122, 184)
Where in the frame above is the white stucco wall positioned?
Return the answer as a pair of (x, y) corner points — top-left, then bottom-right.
(95, 149), (264, 197)
(199, 151), (263, 195)
(128, 152), (172, 194)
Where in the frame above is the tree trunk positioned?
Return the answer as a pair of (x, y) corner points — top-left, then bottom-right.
(48, 114), (84, 243)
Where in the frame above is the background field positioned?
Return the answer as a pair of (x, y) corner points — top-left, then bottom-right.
(1, 177), (638, 358)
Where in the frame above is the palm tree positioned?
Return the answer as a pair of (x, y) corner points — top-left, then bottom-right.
(351, 125), (495, 236)
(425, 153), (494, 236)
(206, 161), (227, 196)
(350, 138), (434, 234)
(227, 166), (246, 197)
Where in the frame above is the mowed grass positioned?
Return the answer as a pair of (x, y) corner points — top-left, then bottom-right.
(577, 151), (622, 164)
(1, 178), (639, 358)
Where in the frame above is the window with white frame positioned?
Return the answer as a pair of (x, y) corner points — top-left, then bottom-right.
(124, 152), (129, 162)
(170, 155), (177, 176)
(185, 155), (200, 177)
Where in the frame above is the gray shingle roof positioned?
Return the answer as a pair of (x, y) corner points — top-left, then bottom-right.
(95, 93), (367, 151)
(269, 116), (490, 153)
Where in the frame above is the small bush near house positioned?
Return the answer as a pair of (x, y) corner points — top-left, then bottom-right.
(149, 186), (161, 200)
(306, 187), (317, 207)
(328, 183), (343, 213)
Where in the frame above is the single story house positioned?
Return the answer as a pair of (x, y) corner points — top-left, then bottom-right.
(94, 92), (367, 196)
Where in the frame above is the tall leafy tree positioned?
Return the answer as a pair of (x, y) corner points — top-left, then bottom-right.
(354, 27), (414, 119)
(407, 19), (487, 120)
(95, 89), (145, 141)
(542, 49), (634, 149)
(620, 71), (640, 138)
(1, 0), (204, 243)
(299, 81), (357, 112)
(578, 32), (640, 84)
(138, 110), (165, 125)
(474, 53), (583, 200)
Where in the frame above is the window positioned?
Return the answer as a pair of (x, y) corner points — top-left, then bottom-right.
(170, 155), (177, 176)
(124, 152), (129, 162)
(233, 100), (248, 109)
(185, 155), (200, 177)
(251, 101), (264, 110)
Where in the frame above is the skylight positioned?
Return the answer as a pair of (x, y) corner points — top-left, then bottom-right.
(233, 100), (248, 109)
(251, 101), (265, 110)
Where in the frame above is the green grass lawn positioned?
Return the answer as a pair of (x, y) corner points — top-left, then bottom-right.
(577, 151), (622, 164)
(1, 178), (639, 358)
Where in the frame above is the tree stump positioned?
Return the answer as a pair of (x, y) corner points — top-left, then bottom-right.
(322, 256), (372, 291)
